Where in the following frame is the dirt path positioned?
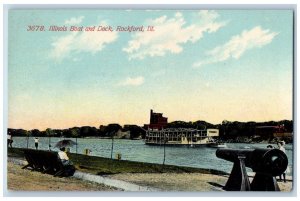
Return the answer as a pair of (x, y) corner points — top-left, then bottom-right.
(109, 173), (293, 192)
(109, 173), (228, 191)
(7, 162), (120, 191)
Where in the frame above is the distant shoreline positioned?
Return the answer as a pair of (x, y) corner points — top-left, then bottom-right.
(10, 136), (293, 144)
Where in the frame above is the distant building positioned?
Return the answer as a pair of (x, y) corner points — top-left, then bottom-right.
(115, 129), (131, 139)
(144, 109), (168, 130)
(255, 125), (292, 139)
(255, 126), (278, 138)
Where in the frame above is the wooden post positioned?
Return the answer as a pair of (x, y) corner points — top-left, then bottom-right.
(48, 135), (51, 151)
(110, 132), (114, 159)
(26, 135), (29, 149)
(163, 139), (166, 165)
(76, 137), (78, 154)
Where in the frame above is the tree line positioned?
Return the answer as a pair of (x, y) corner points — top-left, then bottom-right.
(166, 119), (293, 142)
(8, 124), (145, 139)
(8, 119), (293, 141)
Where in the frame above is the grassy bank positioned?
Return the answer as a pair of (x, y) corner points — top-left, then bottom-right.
(7, 161), (120, 191)
(7, 148), (227, 176)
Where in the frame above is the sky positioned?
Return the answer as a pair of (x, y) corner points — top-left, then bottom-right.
(8, 9), (293, 130)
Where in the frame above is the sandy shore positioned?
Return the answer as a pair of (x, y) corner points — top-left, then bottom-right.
(7, 159), (293, 192)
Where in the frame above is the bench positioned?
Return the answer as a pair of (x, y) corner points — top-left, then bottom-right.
(22, 149), (75, 177)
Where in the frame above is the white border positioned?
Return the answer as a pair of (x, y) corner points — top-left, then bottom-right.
(1, 1), (299, 200)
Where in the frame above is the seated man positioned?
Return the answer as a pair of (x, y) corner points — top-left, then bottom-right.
(58, 147), (72, 166)
(57, 147), (75, 177)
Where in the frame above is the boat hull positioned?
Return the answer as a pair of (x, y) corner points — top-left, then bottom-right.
(208, 143), (227, 148)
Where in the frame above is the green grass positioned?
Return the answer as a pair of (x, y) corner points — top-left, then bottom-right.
(8, 148), (228, 176)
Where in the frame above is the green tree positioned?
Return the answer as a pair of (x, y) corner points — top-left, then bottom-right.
(31, 129), (41, 137)
(123, 125), (145, 139)
(70, 127), (80, 138)
(105, 124), (122, 137)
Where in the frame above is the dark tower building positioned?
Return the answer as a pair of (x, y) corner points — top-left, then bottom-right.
(145, 109), (168, 130)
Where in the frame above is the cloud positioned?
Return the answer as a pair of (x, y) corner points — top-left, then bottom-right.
(65, 16), (85, 25)
(193, 26), (278, 68)
(50, 20), (118, 61)
(123, 10), (227, 60)
(118, 76), (145, 86)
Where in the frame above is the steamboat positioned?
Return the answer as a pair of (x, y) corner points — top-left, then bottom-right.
(144, 109), (224, 147)
(145, 128), (221, 147)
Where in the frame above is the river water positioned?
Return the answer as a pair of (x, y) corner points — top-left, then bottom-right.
(11, 137), (293, 176)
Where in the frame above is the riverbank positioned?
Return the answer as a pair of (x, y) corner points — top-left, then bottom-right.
(8, 148), (228, 175)
(6, 148), (293, 192)
(6, 157), (228, 191)
(6, 158), (293, 192)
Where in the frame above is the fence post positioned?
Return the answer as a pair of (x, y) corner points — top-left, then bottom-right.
(111, 132), (114, 159)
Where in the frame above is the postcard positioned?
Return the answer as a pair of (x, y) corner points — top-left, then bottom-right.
(6, 7), (294, 194)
